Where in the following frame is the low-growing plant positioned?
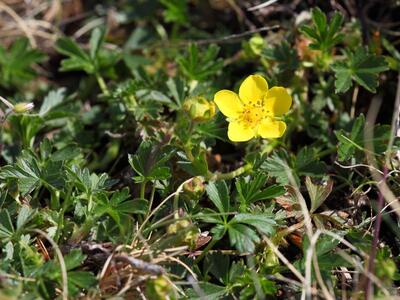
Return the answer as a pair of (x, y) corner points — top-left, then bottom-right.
(0, 1), (399, 299)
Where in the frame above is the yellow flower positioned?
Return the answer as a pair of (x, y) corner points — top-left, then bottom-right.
(214, 74), (292, 142)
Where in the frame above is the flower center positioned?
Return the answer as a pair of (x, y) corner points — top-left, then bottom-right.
(237, 102), (265, 128)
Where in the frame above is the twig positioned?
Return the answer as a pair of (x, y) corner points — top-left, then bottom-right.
(0, 2), (37, 47)
(366, 167), (387, 299)
(32, 229), (68, 300)
(114, 255), (164, 275)
(247, 0), (279, 11)
(388, 74), (400, 163)
(350, 85), (359, 118)
(191, 25), (280, 46)
(263, 236), (305, 284)
(137, 26), (280, 50)
(132, 178), (194, 245)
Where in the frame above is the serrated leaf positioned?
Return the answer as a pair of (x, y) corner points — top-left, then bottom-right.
(64, 249), (86, 270)
(177, 44), (223, 81)
(295, 147), (327, 177)
(186, 282), (226, 300)
(261, 150), (292, 184)
(231, 213), (276, 235)
(299, 7), (343, 52)
(55, 37), (94, 74)
(331, 47), (389, 93)
(228, 223), (259, 253)
(206, 181), (230, 214)
(128, 141), (175, 182)
(39, 88), (66, 116)
(0, 38), (46, 88)
(305, 177), (333, 213)
(262, 41), (299, 72)
(89, 28), (105, 60)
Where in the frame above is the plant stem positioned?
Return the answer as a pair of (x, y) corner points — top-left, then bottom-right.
(207, 164), (252, 181)
(140, 181), (147, 200)
(95, 73), (110, 96)
(350, 85), (359, 118)
(316, 147), (336, 159)
(365, 166), (388, 299)
(146, 184), (156, 219)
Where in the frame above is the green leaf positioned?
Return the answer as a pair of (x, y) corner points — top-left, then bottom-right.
(16, 206), (36, 230)
(295, 147), (327, 177)
(160, 0), (188, 25)
(196, 114), (228, 142)
(186, 282), (227, 300)
(299, 7), (343, 52)
(236, 173), (285, 207)
(128, 141), (175, 182)
(177, 148), (209, 176)
(55, 37), (94, 74)
(0, 210), (15, 239)
(39, 88), (66, 116)
(305, 177), (333, 213)
(331, 47), (389, 93)
(228, 223), (260, 253)
(64, 249), (86, 271)
(206, 181), (230, 214)
(50, 144), (81, 162)
(0, 38), (46, 89)
(335, 114), (365, 161)
(335, 114), (391, 161)
(261, 150), (292, 184)
(166, 77), (186, 109)
(177, 44), (223, 81)
(68, 271), (97, 294)
(231, 213), (276, 235)
(262, 41), (299, 72)
(89, 27), (105, 60)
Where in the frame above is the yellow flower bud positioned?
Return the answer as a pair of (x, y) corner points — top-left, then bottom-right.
(183, 96), (216, 122)
(182, 177), (205, 201)
(249, 36), (264, 55)
(166, 223), (178, 234)
(146, 275), (173, 300)
(13, 102), (34, 114)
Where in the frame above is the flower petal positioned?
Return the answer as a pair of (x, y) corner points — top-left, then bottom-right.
(214, 90), (243, 118)
(263, 87), (292, 116)
(239, 75), (269, 104)
(258, 119), (287, 138)
(228, 121), (255, 142)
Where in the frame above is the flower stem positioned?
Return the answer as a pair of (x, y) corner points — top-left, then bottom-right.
(140, 181), (147, 200)
(95, 73), (110, 96)
(207, 164), (252, 181)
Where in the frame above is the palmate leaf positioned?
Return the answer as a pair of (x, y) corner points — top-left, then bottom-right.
(0, 38), (46, 88)
(299, 7), (344, 52)
(262, 41), (299, 72)
(305, 177), (333, 213)
(261, 148), (326, 184)
(186, 282), (227, 300)
(295, 147), (327, 177)
(160, 0), (188, 25)
(55, 37), (94, 74)
(206, 181), (230, 214)
(231, 213), (276, 236)
(335, 114), (392, 161)
(177, 44), (223, 81)
(235, 173), (285, 209)
(228, 223), (260, 253)
(128, 140), (175, 182)
(331, 47), (389, 93)
(0, 150), (64, 194)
